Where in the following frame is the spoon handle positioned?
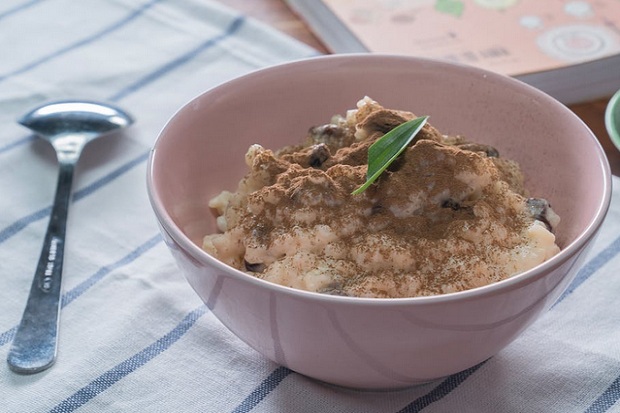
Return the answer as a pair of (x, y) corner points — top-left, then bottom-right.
(7, 161), (75, 374)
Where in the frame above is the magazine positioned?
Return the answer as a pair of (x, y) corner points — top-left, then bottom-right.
(286, 0), (620, 104)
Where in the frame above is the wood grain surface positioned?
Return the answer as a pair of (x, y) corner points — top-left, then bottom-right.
(221, 0), (620, 176)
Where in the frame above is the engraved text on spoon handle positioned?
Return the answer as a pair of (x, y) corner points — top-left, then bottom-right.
(7, 161), (75, 374)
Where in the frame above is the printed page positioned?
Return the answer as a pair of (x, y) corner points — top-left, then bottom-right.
(322, 0), (620, 75)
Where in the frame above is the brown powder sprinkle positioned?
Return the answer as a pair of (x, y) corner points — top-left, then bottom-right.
(203, 97), (560, 298)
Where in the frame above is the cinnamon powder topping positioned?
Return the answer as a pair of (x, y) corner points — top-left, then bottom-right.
(203, 97), (560, 298)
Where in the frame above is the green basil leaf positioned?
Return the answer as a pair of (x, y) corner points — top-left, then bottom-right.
(352, 116), (429, 195)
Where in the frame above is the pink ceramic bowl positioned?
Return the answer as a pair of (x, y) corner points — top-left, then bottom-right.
(147, 55), (611, 389)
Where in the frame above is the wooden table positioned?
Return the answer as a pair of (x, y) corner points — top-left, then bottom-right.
(222, 0), (620, 176)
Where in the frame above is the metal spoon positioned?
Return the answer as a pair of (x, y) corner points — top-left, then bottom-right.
(7, 100), (134, 374)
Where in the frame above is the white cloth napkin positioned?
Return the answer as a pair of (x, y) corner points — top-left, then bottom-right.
(1, 1), (619, 412)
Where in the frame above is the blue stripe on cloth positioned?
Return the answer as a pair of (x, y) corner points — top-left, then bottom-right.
(0, 327), (16, 350)
(108, 15), (245, 102)
(579, 237), (620, 411)
(0, 204), (51, 244)
(0, 14), (244, 154)
(0, 0), (164, 84)
(0, 135), (35, 155)
(61, 234), (162, 306)
(396, 363), (486, 413)
(230, 366), (293, 413)
(555, 235), (620, 304)
(0, 234), (162, 347)
(73, 151), (149, 200)
(584, 376), (620, 413)
(48, 305), (208, 413)
(0, 0), (44, 21)
(0, 151), (148, 245)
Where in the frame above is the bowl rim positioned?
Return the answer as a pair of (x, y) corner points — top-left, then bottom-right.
(605, 88), (620, 152)
(147, 53), (613, 306)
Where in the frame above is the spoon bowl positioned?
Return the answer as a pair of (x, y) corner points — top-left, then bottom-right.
(7, 100), (133, 374)
(18, 101), (132, 140)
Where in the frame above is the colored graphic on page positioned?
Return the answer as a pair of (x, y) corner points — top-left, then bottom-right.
(472, 0), (518, 9)
(325, 0), (620, 75)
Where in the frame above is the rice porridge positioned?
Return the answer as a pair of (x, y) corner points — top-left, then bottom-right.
(202, 97), (560, 298)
